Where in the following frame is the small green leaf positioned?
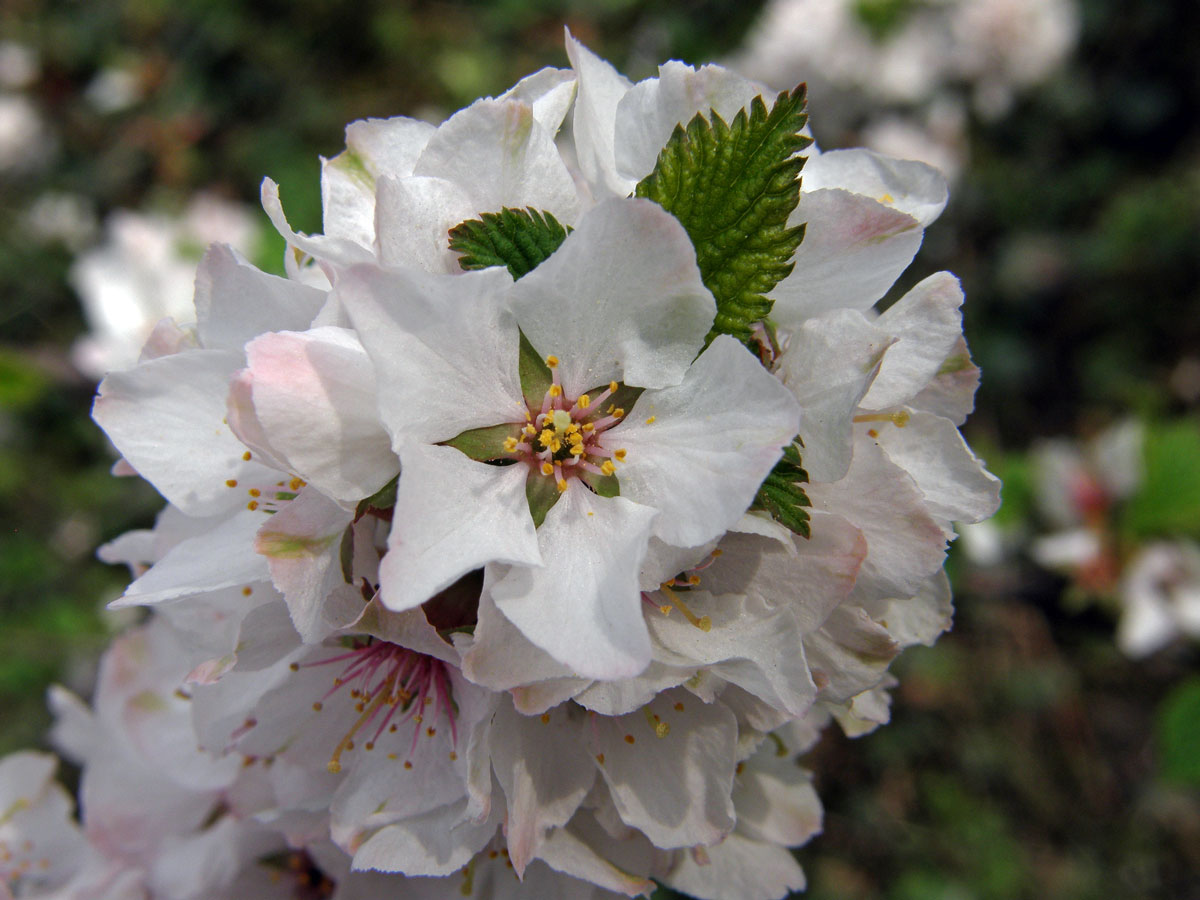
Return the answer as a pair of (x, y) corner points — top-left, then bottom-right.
(635, 86), (811, 348)
(1157, 676), (1200, 785)
(441, 422), (524, 462)
(580, 472), (620, 498)
(526, 475), (561, 528)
(752, 439), (811, 537)
(355, 474), (398, 520)
(448, 207), (570, 279)
(519, 329), (553, 409)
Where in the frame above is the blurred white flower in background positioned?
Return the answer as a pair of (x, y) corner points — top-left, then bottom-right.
(1117, 541), (1200, 659)
(71, 194), (261, 378)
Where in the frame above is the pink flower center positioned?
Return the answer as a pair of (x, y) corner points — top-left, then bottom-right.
(503, 354), (630, 493)
(291, 639), (457, 774)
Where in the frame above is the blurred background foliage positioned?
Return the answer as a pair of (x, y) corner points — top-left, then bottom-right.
(0, 0), (1197, 897)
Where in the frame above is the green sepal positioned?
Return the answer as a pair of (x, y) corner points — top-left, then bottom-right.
(339, 525), (354, 584)
(634, 86), (811, 349)
(448, 207), (570, 280)
(526, 474), (562, 529)
(441, 422), (524, 462)
(355, 474), (398, 520)
(518, 329), (553, 409)
(603, 383), (645, 418)
(752, 439), (811, 537)
(580, 471), (620, 498)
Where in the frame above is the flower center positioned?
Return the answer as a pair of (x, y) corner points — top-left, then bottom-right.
(290, 638), (457, 774)
(502, 354), (630, 493)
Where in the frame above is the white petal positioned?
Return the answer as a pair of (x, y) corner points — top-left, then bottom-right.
(665, 832), (806, 900)
(193, 243), (327, 352)
(491, 483), (657, 680)
(613, 60), (767, 184)
(872, 410), (1001, 523)
(778, 309), (892, 483)
(459, 589), (578, 692)
(321, 152), (377, 248)
(380, 444), (541, 612)
(909, 335), (980, 425)
(734, 744), (822, 847)
(344, 116), (436, 179)
(414, 97), (580, 224)
(260, 178), (375, 269)
(773, 189), (923, 328)
(591, 688), (737, 848)
(805, 606), (899, 702)
(489, 700), (594, 875)
(374, 175), (476, 273)
(806, 441), (947, 598)
(801, 148), (948, 227)
(241, 326), (397, 502)
(116, 509), (270, 605)
(862, 271), (964, 409)
(498, 67), (577, 136)
(509, 198), (716, 397)
(564, 30), (635, 199)
(337, 263), (524, 445)
(93, 349), (280, 516)
(350, 799), (499, 876)
(613, 335), (799, 547)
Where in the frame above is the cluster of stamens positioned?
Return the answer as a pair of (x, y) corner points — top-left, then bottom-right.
(289, 639), (457, 775)
(224, 453), (306, 513)
(642, 548), (724, 633)
(502, 355), (629, 493)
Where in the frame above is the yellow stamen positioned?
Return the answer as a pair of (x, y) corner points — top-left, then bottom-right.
(609, 381), (618, 393)
(247, 501), (259, 511)
(289, 477), (305, 491)
(644, 415), (655, 424)
(549, 384), (563, 397)
(248, 488), (261, 497)
(541, 462), (554, 476)
(545, 355), (559, 368)
(613, 449), (627, 461)
(577, 394), (591, 409)
(582, 422), (594, 432)
(853, 409), (911, 427)
(242, 451), (252, 461)
(503, 437), (518, 453)
(569, 445), (585, 456)
(660, 583), (712, 632)
(556, 479), (568, 493)
(600, 460), (616, 476)
(225, 479), (238, 488)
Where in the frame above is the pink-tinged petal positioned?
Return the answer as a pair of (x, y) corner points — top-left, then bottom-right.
(414, 98), (581, 224)
(240, 326), (396, 502)
(909, 335), (980, 425)
(564, 29), (635, 200)
(773, 189), (923, 328)
(806, 441), (948, 598)
(337, 263), (524, 445)
(801, 148), (948, 227)
(93, 348), (281, 517)
(778, 309), (893, 483)
(510, 198), (716, 396)
(862, 271), (964, 409)
(492, 483), (657, 680)
(664, 832), (806, 900)
(489, 700), (594, 875)
(805, 606), (900, 703)
(254, 487), (361, 642)
(591, 688), (737, 848)
(380, 444), (541, 613)
(871, 410), (1001, 523)
(613, 335), (799, 547)
(734, 743), (823, 847)
(614, 59), (766, 184)
(193, 243), (327, 353)
(374, 175), (475, 273)
(498, 67), (577, 136)
(114, 509), (270, 606)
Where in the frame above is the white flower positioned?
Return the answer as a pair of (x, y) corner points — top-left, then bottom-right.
(1117, 541), (1200, 659)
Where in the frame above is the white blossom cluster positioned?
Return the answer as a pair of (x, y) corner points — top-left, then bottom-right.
(6, 33), (998, 900)
(728, 0), (1080, 179)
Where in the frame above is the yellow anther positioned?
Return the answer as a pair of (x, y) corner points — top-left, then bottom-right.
(568, 432), (584, 445)
(565, 422), (580, 434)
(503, 437), (519, 453)
(688, 574), (701, 585)
(661, 584), (712, 632)
(569, 445), (585, 456)
(541, 462), (554, 476)
(549, 384), (563, 397)
(614, 449), (627, 461)
(582, 422), (595, 432)
(242, 451), (252, 461)
(556, 479), (568, 493)
(548, 438), (562, 452)
(225, 479), (238, 488)
(644, 415), (655, 424)
(248, 488), (261, 497)
(247, 501), (259, 511)
(524, 423), (537, 436)
(601, 460), (616, 476)
(852, 409), (911, 427)
(545, 355), (559, 368)
(577, 394), (591, 409)
(609, 381), (618, 393)
(612, 408), (624, 419)
(539, 428), (555, 446)
(880, 192), (895, 204)
(290, 477), (305, 491)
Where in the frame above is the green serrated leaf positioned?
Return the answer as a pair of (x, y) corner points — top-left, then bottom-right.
(519, 329), (553, 409)
(448, 207), (570, 280)
(752, 439), (811, 537)
(441, 422), (524, 461)
(635, 86), (811, 348)
(526, 474), (562, 529)
(355, 474), (398, 519)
